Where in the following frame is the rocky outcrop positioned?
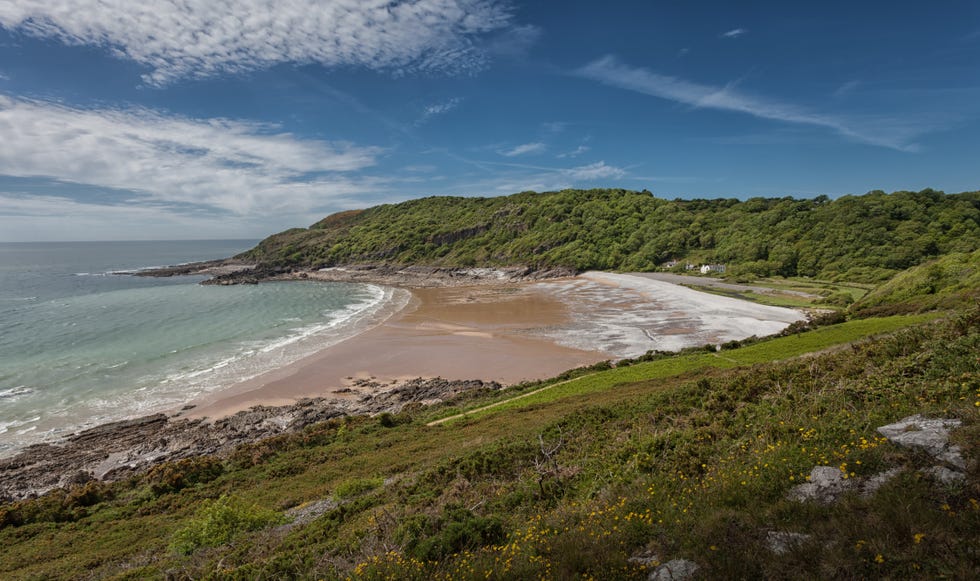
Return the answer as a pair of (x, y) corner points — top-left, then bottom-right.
(876, 415), (965, 469)
(133, 259), (255, 278)
(649, 559), (699, 580)
(0, 377), (500, 502)
(182, 262), (577, 288)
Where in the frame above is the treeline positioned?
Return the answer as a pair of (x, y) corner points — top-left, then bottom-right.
(242, 188), (980, 282)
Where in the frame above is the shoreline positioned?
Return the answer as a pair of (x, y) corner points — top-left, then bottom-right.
(1, 267), (805, 501)
(183, 279), (609, 420)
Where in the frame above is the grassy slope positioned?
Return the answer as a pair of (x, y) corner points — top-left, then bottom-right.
(1, 310), (976, 580)
(854, 248), (980, 315)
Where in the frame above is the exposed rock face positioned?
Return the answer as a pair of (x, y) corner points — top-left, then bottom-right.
(876, 415), (965, 469)
(205, 263), (580, 288)
(0, 377), (500, 502)
(649, 559), (699, 580)
(787, 466), (851, 504)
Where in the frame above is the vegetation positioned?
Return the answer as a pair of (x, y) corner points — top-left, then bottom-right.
(853, 248), (980, 315)
(3, 188), (979, 578)
(242, 188), (980, 283)
(1, 303), (976, 579)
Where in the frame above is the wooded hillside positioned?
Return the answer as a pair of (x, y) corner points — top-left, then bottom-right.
(242, 188), (980, 283)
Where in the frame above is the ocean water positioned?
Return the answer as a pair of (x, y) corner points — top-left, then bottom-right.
(0, 240), (407, 457)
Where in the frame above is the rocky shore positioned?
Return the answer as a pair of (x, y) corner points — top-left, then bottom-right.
(0, 377), (500, 502)
(139, 259), (578, 288)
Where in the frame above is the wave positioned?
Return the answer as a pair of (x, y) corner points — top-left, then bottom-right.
(0, 386), (33, 400)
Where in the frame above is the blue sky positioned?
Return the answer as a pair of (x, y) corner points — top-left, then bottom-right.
(0, 1), (978, 241)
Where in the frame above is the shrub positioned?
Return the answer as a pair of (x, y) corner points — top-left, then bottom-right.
(169, 494), (286, 555)
(334, 477), (383, 501)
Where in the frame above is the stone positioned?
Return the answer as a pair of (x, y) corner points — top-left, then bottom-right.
(861, 467), (903, 497)
(765, 531), (811, 555)
(876, 415), (963, 468)
(788, 466), (851, 504)
(628, 549), (660, 567)
(649, 559), (699, 581)
(922, 465), (966, 485)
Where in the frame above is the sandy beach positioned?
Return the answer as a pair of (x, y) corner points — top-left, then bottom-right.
(187, 272), (804, 420)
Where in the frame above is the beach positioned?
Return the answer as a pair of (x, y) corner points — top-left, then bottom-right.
(1, 269), (806, 499)
(186, 271), (804, 420)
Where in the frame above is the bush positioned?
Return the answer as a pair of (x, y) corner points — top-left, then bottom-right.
(169, 494), (286, 555)
(334, 477), (383, 501)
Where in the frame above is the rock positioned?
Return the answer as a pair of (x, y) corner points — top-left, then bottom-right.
(0, 376), (500, 501)
(788, 466), (852, 504)
(628, 549), (660, 567)
(876, 415), (965, 468)
(922, 465), (966, 485)
(283, 498), (339, 530)
(861, 467), (903, 497)
(649, 559), (699, 580)
(59, 470), (94, 488)
(765, 531), (811, 555)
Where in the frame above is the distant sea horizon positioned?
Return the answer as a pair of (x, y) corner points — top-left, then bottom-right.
(0, 239), (403, 457)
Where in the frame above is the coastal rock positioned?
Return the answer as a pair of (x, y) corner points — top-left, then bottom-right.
(200, 262), (580, 288)
(0, 377), (500, 501)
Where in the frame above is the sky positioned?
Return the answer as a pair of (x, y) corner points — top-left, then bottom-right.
(0, 1), (978, 241)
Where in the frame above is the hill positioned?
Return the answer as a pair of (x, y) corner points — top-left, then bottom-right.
(241, 188), (980, 283)
(0, 306), (975, 579)
(853, 248), (980, 315)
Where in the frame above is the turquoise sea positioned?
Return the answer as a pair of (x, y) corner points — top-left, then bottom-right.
(0, 240), (405, 456)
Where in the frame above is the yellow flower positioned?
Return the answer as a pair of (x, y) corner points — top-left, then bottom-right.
(913, 533), (926, 544)
(874, 554), (885, 564)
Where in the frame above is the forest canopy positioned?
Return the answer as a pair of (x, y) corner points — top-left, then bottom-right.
(242, 188), (980, 283)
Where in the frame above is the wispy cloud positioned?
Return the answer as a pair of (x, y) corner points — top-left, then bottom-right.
(0, 0), (516, 85)
(564, 161), (624, 180)
(575, 56), (924, 151)
(0, 96), (380, 214)
(500, 142), (547, 157)
(833, 80), (861, 98)
(721, 28), (748, 38)
(557, 145), (590, 158)
(416, 97), (462, 126)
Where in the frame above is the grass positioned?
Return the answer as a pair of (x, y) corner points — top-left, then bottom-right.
(428, 313), (938, 424)
(0, 310), (975, 580)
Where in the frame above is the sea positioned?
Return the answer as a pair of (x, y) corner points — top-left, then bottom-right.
(0, 240), (408, 457)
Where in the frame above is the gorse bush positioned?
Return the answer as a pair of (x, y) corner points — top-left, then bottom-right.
(169, 494), (286, 555)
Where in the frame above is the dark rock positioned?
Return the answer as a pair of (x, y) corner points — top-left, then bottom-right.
(0, 377), (497, 501)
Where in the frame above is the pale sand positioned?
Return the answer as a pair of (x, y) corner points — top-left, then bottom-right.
(186, 284), (608, 419)
(187, 273), (805, 420)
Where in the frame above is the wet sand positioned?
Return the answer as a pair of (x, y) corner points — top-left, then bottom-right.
(188, 283), (608, 419)
(188, 272), (805, 420)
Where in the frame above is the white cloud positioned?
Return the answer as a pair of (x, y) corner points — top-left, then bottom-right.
(721, 28), (748, 38)
(563, 161), (625, 180)
(575, 56), (923, 151)
(0, 96), (381, 214)
(501, 142), (546, 157)
(0, 0), (515, 85)
(557, 145), (590, 158)
(416, 97), (462, 125)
